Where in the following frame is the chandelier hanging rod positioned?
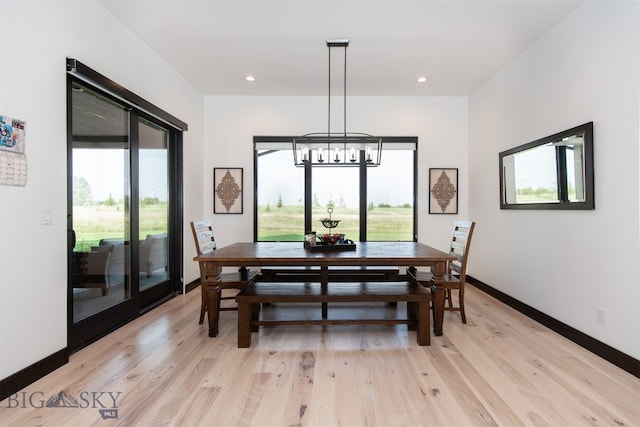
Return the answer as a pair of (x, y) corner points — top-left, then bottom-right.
(327, 39), (349, 141)
(293, 39), (382, 167)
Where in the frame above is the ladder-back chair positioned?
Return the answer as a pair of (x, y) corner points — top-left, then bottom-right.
(408, 220), (475, 323)
(190, 220), (259, 328)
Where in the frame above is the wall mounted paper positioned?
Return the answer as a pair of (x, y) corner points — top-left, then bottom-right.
(0, 115), (27, 186)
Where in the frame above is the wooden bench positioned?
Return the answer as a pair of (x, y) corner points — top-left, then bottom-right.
(235, 281), (431, 347)
(259, 266), (400, 282)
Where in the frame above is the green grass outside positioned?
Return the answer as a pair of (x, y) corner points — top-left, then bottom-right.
(73, 203), (413, 251)
(257, 205), (413, 241)
(73, 204), (167, 251)
(515, 187), (577, 203)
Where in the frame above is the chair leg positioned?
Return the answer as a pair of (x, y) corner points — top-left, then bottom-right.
(446, 289), (453, 308)
(199, 303), (205, 324)
(459, 287), (466, 324)
(199, 281), (206, 324)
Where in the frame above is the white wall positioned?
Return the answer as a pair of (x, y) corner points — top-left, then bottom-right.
(0, 0), (204, 379)
(202, 95), (468, 251)
(468, 1), (640, 359)
(2, 0), (636, 386)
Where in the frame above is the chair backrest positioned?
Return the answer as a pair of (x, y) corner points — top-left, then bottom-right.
(190, 220), (217, 256)
(84, 250), (112, 276)
(140, 233), (168, 273)
(106, 244), (126, 286)
(447, 220), (475, 279)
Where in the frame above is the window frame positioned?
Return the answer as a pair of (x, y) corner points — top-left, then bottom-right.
(253, 136), (418, 242)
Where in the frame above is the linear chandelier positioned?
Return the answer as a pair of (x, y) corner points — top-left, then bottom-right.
(293, 39), (382, 167)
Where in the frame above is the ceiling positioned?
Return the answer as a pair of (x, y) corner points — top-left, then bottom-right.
(98, 0), (582, 96)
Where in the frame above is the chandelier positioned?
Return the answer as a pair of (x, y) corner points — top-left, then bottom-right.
(293, 39), (382, 167)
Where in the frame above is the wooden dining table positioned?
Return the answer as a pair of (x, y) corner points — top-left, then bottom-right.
(194, 241), (456, 339)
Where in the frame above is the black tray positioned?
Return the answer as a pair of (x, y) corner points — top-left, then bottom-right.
(304, 241), (356, 252)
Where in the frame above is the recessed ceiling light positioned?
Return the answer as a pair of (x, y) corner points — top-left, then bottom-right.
(417, 76), (427, 83)
(245, 75), (256, 82)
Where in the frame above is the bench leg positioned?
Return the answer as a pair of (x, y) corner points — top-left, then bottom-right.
(417, 299), (430, 346)
(250, 303), (260, 332)
(321, 266), (328, 319)
(407, 301), (417, 330)
(237, 301), (252, 348)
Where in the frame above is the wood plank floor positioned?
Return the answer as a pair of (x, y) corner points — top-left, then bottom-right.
(1, 285), (638, 426)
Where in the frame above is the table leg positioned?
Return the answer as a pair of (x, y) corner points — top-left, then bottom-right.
(206, 283), (221, 337)
(431, 285), (445, 336)
(431, 261), (447, 336)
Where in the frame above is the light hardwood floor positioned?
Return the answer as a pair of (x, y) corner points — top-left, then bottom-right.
(1, 285), (638, 426)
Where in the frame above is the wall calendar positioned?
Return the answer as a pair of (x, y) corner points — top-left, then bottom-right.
(0, 115), (27, 187)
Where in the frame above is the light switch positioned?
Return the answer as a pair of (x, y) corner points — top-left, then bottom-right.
(42, 209), (53, 225)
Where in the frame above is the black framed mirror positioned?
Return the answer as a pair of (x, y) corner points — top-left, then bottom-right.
(499, 122), (594, 210)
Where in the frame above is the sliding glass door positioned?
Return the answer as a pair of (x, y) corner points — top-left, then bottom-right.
(70, 83), (133, 328)
(137, 118), (172, 306)
(68, 72), (183, 351)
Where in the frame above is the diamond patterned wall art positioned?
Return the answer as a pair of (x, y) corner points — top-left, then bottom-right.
(214, 168), (243, 214)
(429, 168), (458, 214)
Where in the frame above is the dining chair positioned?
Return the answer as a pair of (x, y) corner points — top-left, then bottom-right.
(72, 248), (113, 296)
(407, 220), (475, 323)
(190, 220), (259, 325)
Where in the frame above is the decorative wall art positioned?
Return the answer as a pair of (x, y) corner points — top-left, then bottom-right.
(429, 168), (458, 214)
(0, 115), (27, 187)
(214, 168), (243, 214)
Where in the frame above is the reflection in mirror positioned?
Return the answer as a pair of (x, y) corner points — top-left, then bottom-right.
(499, 122), (594, 210)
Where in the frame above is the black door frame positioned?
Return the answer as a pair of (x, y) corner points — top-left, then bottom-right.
(66, 59), (185, 351)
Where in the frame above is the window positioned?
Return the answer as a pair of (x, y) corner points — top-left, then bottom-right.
(255, 147), (304, 240)
(367, 148), (416, 240)
(312, 166), (361, 240)
(254, 137), (417, 242)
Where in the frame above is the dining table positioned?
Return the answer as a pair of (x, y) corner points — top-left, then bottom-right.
(194, 241), (456, 338)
